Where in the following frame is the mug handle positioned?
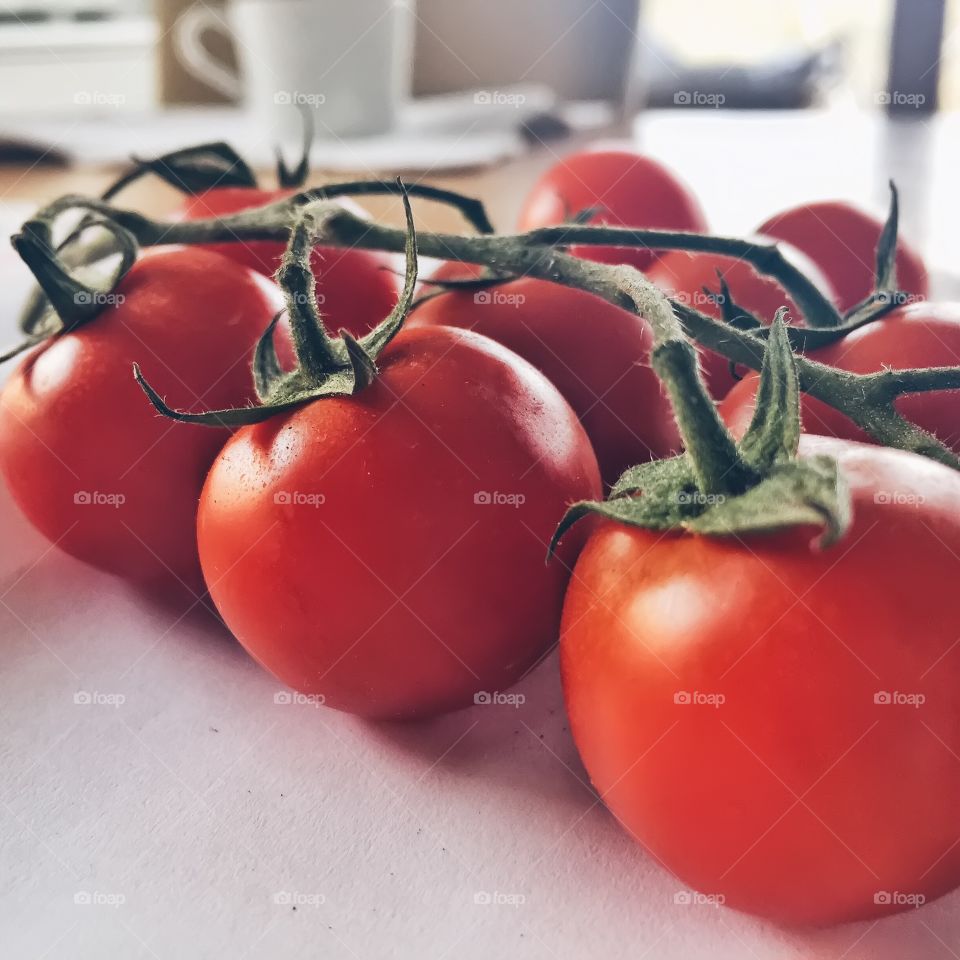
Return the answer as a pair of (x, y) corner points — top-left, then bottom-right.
(172, 6), (243, 101)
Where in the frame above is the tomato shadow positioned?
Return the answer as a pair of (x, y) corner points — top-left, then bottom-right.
(363, 648), (596, 806)
(780, 886), (960, 957)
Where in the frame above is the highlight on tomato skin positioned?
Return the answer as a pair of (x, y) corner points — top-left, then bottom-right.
(757, 199), (929, 313)
(517, 149), (708, 272)
(179, 189), (398, 339)
(719, 301), (960, 454)
(196, 324), (601, 721)
(559, 436), (960, 927)
(0, 248), (286, 598)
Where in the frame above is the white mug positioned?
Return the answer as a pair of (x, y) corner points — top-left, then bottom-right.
(174, 0), (414, 138)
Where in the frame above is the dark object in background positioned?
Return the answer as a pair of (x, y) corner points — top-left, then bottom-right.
(886, 0), (945, 115)
(644, 41), (843, 110)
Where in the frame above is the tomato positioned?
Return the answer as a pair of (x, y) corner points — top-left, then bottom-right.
(646, 244), (838, 398)
(720, 302), (960, 453)
(408, 272), (680, 486)
(197, 324), (601, 719)
(517, 150), (707, 272)
(180, 189), (397, 337)
(0, 249), (284, 596)
(757, 200), (928, 313)
(560, 435), (960, 925)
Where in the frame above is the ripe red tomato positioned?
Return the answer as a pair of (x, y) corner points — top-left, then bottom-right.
(197, 324), (601, 719)
(517, 150), (707, 272)
(0, 249), (284, 596)
(646, 244), (837, 398)
(408, 273), (680, 486)
(179, 189), (397, 337)
(560, 436), (960, 925)
(720, 302), (960, 453)
(757, 200), (928, 313)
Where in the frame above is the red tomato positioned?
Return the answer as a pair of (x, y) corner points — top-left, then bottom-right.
(720, 302), (960, 453)
(646, 244), (838, 398)
(560, 436), (960, 925)
(408, 273), (680, 486)
(517, 150), (707, 272)
(0, 249), (284, 596)
(197, 324), (601, 719)
(180, 189), (397, 338)
(758, 200), (928, 313)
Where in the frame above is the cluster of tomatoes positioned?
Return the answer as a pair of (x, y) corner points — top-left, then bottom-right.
(3, 146), (960, 929)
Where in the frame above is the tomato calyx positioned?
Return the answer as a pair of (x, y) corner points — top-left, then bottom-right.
(134, 182), (419, 427)
(550, 312), (852, 555)
(2, 216), (140, 362)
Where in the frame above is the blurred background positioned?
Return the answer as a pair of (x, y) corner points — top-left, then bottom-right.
(0, 0), (957, 269)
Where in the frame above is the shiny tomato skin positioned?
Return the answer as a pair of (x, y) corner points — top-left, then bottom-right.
(757, 200), (928, 313)
(180, 188), (397, 338)
(408, 275), (681, 486)
(0, 249), (284, 595)
(560, 436), (960, 926)
(517, 150), (707, 272)
(198, 324), (601, 720)
(720, 302), (960, 453)
(646, 245), (837, 398)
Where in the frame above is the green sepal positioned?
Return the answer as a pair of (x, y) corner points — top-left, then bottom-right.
(276, 107), (314, 189)
(548, 314), (852, 557)
(112, 142), (258, 197)
(874, 181), (899, 293)
(710, 274), (763, 331)
(252, 311), (285, 399)
(685, 455), (850, 547)
(134, 180), (420, 427)
(738, 311), (800, 471)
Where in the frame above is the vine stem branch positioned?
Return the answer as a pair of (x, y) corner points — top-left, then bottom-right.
(19, 194), (960, 471)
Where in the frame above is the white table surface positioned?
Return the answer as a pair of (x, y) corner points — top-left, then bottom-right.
(4, 112), (960, 959)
